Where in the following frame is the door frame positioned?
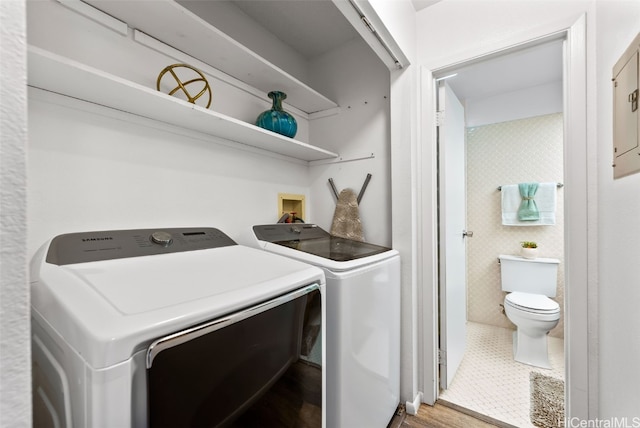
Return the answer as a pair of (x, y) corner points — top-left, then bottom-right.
(417, 14), (595, 420)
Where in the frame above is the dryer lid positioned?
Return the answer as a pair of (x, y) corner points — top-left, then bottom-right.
(505, 291), (559, 312)
(31, 228), (325, 369)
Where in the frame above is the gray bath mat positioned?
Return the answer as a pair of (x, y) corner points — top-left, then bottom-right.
(530, 372), (565, 428)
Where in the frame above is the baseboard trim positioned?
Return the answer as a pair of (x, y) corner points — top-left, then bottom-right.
(405, 392), (423, 415)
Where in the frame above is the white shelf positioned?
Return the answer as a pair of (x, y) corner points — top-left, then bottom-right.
(27, 46), (339, 162)
(81, 0), (338, 115)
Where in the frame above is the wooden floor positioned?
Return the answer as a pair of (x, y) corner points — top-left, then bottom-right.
(388, 401), (511, 428)
(223, 358), (511, 428)
(230, 360), (322, 428)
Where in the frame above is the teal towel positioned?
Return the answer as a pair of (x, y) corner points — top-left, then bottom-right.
(518, 182), (540, 221)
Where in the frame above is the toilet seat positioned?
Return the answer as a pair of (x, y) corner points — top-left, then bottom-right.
(505, 292), (560, 315)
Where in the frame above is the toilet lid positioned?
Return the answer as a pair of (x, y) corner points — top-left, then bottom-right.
(505, 292), (560, 313)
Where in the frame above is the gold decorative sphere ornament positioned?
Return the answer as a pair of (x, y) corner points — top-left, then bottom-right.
(156, 64), (212, 108)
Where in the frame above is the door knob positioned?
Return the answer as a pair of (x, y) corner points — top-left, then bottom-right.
(462, 230), (474, 238)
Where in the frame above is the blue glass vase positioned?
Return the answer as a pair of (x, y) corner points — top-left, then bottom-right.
(256, 91), (297, 138)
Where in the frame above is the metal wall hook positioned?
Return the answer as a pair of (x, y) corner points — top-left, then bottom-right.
(328, 173), (372, 204)
(328, 178), (339, 200)
(357, 174), (372, 204)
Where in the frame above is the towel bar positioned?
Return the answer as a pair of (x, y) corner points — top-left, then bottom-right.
(497, 183), (563, 191)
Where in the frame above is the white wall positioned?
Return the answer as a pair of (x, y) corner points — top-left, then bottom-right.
(595, 1), (640, 420)
(0, 0), (30, 426)
(308, 37), (391, 247)
(368, 0), (417, 65)
(417, 0), (592, 70)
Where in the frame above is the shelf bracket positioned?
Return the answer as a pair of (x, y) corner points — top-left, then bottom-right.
(309, 152), (374, 166)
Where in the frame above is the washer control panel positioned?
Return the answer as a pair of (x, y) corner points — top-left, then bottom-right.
(46, 227), (237, 265)
(150, 231), (173, 247)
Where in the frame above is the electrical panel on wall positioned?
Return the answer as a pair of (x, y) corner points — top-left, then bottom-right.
(612, 32), (640, 179)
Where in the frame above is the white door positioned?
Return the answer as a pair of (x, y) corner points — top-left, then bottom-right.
(437, 80), (468, 390)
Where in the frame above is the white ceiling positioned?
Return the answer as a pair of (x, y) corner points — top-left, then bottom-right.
(443, 39), (564, 101)
(411, 0), (443, 12)
(230, 0), (563, 101)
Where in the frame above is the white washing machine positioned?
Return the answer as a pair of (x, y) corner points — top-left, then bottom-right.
(249, 224), (400, 428)
(31, 227), (326, 428)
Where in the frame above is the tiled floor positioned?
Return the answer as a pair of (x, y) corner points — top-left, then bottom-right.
(438, 322), (564, 428)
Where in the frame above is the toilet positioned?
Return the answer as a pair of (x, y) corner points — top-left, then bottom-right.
(499, 254), (561, 369)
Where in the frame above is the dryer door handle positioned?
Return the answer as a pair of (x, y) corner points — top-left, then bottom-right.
(145, 283), (320, 368)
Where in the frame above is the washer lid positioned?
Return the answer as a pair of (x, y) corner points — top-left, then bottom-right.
(252, 224), (398, 271)
(505, 291), (560, 312)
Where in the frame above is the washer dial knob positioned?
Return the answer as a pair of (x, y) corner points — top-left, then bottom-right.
(150, 231), (173, 247)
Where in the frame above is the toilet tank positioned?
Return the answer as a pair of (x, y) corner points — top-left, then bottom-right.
(498, 255), (560, 297)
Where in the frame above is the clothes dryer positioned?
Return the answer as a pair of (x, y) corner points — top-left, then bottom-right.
(31, 227), (325, 427)
(250, 223), (400, 428)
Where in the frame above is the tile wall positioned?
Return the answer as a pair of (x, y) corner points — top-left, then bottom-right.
(466, 113), (564, 338)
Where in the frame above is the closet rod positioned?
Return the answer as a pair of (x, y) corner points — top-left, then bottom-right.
(497, 183), (563, 191)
